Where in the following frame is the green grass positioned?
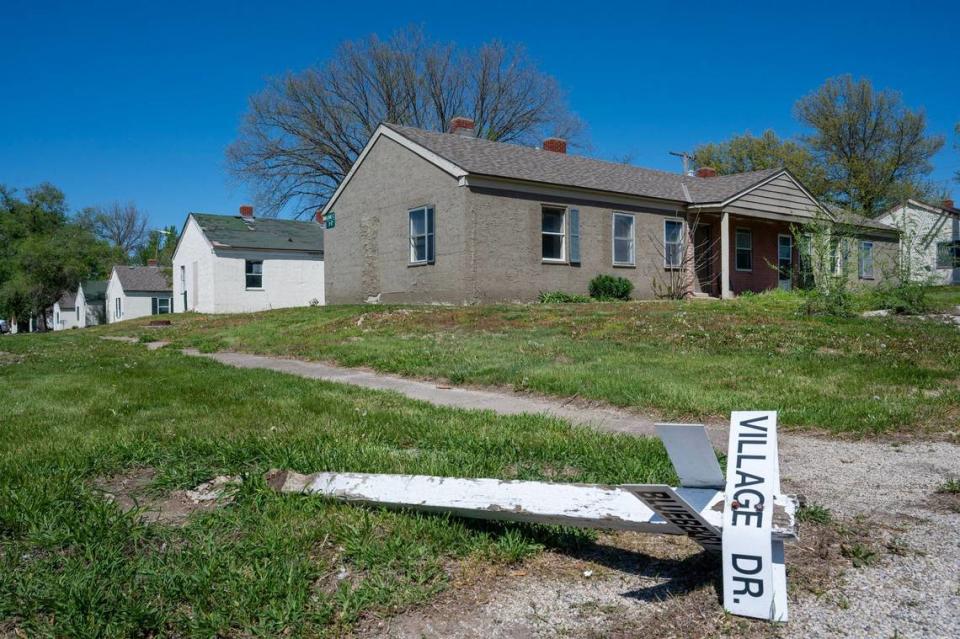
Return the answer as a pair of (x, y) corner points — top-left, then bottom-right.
(99, 287), (960, 435)
(0, 334), (674, 637)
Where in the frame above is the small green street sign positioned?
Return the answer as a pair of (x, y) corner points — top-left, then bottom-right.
(325, 212), (336, 229)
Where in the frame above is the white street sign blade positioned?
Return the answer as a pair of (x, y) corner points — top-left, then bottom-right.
(655, 423), (724, 488)
(722, 411), (787, 621)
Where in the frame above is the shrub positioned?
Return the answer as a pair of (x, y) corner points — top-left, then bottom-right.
(589, 275), (633, 301)
(537, 291), (590, 304)
(873, 281), (929, 315)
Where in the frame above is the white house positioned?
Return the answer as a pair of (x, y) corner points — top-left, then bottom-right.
(76, 279), (108, 327)
(172, 206), (325, 314)
(52, 292), (80, 331)
(878, 198), (959, 285)
(106, 263), (173, 323)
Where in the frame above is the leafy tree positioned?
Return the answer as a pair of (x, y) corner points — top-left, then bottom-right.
(0, 184), (114, 329)
(795, 75), (944, 217)
(227, 26), (584, 217)
(693, 130), (830, 198)
(134, 225), (178, 266)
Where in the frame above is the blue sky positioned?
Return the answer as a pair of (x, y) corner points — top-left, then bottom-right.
(2, 0), (958, 229)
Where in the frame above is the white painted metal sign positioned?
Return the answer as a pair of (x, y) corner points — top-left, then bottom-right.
(270, 411), (796, 623)
(721, 411), (787, 621)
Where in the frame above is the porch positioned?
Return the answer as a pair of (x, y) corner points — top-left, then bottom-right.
(685, 212), (798, 298)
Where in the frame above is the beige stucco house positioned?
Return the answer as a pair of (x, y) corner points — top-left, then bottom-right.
(321, 117), (899, 304)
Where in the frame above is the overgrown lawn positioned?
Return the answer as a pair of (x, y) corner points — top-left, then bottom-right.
(0, 334), (672, 637)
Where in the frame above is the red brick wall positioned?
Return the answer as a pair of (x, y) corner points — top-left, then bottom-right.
(728, 217), (796, 295)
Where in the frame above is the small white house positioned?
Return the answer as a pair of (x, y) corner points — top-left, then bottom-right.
(878, 198), (959, 285)
(106, 263), (173, 323)
(52, 292), (80, 331)
(76, 279), (108, 327)
(172, 206), (325, 314)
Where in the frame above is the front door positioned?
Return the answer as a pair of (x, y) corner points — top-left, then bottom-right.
(694, 224), (714, 295)
(777, 234), (793, 290)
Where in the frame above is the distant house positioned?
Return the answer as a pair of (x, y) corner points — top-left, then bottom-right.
(52, 292), (80, 331)
(106, 263), (173, 323)
(320, 118), (899, 303)
(877, 199), (960, 285)
(172, 206), (325, 314)
(76, 279), (108, 327)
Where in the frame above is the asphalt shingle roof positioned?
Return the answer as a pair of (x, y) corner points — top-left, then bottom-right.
(56, 291), (76, 309)
(384, 124), (782, 205)
(113, 266), (172, 292)
(81, 280), (108, 302)
(191, 213), (325, 253)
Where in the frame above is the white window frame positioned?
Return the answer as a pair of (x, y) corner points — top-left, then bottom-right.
(153, 297), (172, 314)
(612, 213), (636, 266)
(859, 241), (875, 280)
(115, 297), (122, 319)
(408, 205), (435, 265)
(663, 219), (684, 269)
(541, 206), (567, 263)
(735, 228), (753, 272)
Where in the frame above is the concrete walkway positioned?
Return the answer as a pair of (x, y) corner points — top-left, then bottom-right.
(183, 349), (713, 441)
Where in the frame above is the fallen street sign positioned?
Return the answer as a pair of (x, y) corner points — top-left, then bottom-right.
(722, 411), (787, 622)
(267, 412), (797, 623)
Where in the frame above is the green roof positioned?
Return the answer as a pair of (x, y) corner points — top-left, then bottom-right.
(190, 213), (325, 253)
(81, 280), (108, 301)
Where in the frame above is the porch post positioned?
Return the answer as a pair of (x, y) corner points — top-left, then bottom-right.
(720, 211), (732, 299)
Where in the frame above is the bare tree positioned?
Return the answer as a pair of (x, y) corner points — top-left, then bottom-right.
(227, 27), (584, 217)
(82, 202), (150, 256)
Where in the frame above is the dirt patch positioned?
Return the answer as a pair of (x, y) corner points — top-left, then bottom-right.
(93, 467), (240, 526)
(0, 352), (24, 366)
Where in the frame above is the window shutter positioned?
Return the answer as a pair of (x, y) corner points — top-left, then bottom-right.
(569, 209), (581, 264)
(151, 298), (158, 315)
(427, 207), (436, 264)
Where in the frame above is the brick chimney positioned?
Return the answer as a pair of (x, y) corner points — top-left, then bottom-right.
(239, 205), (254, 219)
(147, 259), (158, 267)
(695, 167), (718, 178)
(542, 138), (567, 154)
(943, 199), (955, 210)
(448, 116), (475, 137)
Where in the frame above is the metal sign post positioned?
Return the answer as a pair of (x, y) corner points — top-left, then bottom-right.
(268, 412), (796, 622)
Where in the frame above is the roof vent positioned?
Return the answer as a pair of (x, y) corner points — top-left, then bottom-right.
(695, 167), (718, 178)
(240, 205), (254, 219)
(542, 138), (567, 154)
(448, 116), (475, 137)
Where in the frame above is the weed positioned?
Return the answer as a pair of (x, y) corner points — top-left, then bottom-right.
(841, 543), (878, 568)
(796, 504), (832, 524)
(937, 479), (960, 494)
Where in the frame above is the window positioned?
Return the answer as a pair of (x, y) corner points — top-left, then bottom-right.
(245, 260), (263, 288)
(152, 297), (172, 315)
(613, 213), (635, 266)
(115, 297), (122, 319)
(76, 307), (80, 321)
(664, 219), (684, 268)
(735, 228), (752, 271)
(409, 206), (435, 264)
(936, 241), (960, 269)
(542, 207), (566, 261)
(859, 241), (875, 279)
